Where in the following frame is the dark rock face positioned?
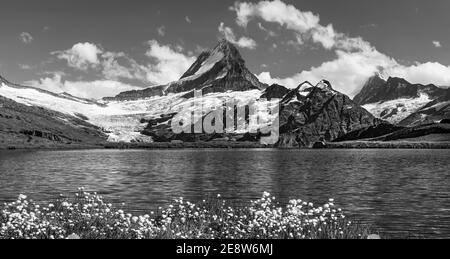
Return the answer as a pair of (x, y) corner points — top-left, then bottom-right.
(104, 40), (267, 101)
(353, 74), (388, 105)
(277, 81), (382, 148)
(260, 84), (290, 100)
(354, 75), (448, 105)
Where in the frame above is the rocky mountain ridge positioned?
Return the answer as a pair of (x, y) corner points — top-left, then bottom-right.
(354, 74), (450, 126)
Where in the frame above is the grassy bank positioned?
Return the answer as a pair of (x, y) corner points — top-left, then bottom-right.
(327, 141), (450, 149)
(0, 189), (374, 239)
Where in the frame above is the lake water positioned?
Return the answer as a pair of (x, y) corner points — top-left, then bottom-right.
(0, 149), (449, 238)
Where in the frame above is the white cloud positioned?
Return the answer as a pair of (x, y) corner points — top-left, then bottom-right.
(50, 40), (195, 88)
(232, 0), (360, 50)
(100, 51), (146, 81)
(258, 49), (397, 96)
(28, 39), (198, 99)
(26, 73), (139, 99)
(235, 0), (450, 96)
(257, 23), (277, 37)
(433, 41), (442, 48)
(143, 40), (196, 84)
(53, 42), (103, 70)
(157, 26), (166, 36)
(218, 22), (257, 49)
(185, 16), (192, 23)
(232, 0), (319, 31)
(19, 32), (33, 44)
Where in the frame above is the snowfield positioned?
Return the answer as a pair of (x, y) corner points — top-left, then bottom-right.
(362, 93), (432, 124)
(1, 83), (276, 142)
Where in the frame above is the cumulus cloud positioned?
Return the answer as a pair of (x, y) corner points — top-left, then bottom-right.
(144, 40), (196, 84)
(218, 22), (257, 49)
(35, 40), (196, 98)
(26, 73), (139, 99)
(19, 32), (34, 44)
(433, 41), (442, 48)
(53, 42), (103, 70)
(233, 0), (450, 96)
(100, 51), (146, 81)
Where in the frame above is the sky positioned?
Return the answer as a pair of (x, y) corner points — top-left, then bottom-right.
(0, 0), (449, 99)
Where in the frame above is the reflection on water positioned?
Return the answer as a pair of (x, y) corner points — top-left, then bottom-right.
(0, 149), (449, 238)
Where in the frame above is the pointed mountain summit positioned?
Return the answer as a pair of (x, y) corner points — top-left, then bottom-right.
(107, 40), (267, 101)
(167, 39), (267, 94)
(353, 74), (387, 105)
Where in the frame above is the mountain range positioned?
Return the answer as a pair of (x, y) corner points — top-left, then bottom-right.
(355, 74), (450, 126)
(1, 40), (449, 149)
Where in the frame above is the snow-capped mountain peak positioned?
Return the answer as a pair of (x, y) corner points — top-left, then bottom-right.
(179, 39), (243, 80)
(354, 73), (450, 125)
(165, 39), (267, 94)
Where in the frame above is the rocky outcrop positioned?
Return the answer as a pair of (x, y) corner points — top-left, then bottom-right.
(277, 80), (383, 148)
(260, 84), (290, 100)
(353, 74), (388, 105)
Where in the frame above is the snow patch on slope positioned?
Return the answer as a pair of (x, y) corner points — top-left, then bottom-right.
(362, 93), (432, 124)
(1, 83), (274, 142)
(144, 89), (278, 134)
(178, 51), (225, 83)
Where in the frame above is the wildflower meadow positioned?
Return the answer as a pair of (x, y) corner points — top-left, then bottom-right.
(0, 189), (374, 239)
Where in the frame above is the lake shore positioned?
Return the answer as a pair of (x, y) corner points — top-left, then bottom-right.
(2, 140), (450, 151)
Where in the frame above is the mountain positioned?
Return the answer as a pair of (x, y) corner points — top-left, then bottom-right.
(354, 74), (450, 125)
(168, 39), (267, 94)
(140, 78), (382, 147)
(105, 40), (267, 101)
(0, 78), (107, 149)
(276, 80), (382, 147)
(354, 75), (447, 105)
(0, 41), (393, 148)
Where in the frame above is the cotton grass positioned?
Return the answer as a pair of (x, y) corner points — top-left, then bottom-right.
(0, 189), (372, 239)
